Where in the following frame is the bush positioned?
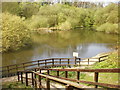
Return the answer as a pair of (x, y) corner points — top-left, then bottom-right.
(96, 23), (118, 34)
(29, 15), (49, 29)
(2, 13), (31, 52)
(59, 21), (71, 30)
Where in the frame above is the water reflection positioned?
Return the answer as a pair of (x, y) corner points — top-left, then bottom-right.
(2, 29), (118, 66)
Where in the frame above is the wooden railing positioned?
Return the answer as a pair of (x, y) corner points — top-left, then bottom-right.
(1, 55), (108, 78)
(18, 68), (120, 89)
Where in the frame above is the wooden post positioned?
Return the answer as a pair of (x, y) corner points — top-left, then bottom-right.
(21, 72), (23, 84)
(74, 57), (77, 65)
(47, 70), (49, 75)
(32, 72), (34, 86)
(77, 71), (80, 84)
(65, 71), (68, 78)
(40, 69), (41, 73)
(17, 72), (20, 82)
(52, 59), (54, 66)
(79, 58), (81, 66)
(68, 59), (70, 66)
(39, 75), (42, 89)
(88, 59), (89, 65)
(45, 60), (47, 67)
(94, 72), (99, 88)
(66, 84), (74, 90)
(60, 59), (61, 64)
(46, 78), (50, 90)
(77, 71), (80, 80)
(34, 73), (37, 88)
(25, 72), (28, 86)
(57, 71), (59, 77)
(99, 57), (101, 62)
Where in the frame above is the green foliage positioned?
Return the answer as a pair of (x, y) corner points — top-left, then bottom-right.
(92, 51), (119, 69)
(19, 2), (40, 18)
(59, 21), (71, 30)
(96, 23), (118, 34)
(2, 2), (21, 16)
(94, 3), (118, 34)
(2, 13), (31, 52)
(28, 4), (94, 30)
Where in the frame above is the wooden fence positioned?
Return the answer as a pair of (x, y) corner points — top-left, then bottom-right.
(18, 68), (120, 89)
(1, 55), (108, 78)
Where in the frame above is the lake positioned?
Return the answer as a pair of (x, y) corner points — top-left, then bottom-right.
(2, 29), (118, 66)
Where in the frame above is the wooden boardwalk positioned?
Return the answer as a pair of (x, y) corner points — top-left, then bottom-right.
(1, 55), (120, 89)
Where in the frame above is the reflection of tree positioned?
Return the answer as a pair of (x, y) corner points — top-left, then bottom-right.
(33, 29), (117, 49)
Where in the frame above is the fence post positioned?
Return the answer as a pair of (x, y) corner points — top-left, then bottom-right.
(47, 70), (49, 75)
(77, 71), (80, 80)
(99, 57), (101, 62)
(25, 72), (28, 86)
(17, 72), (20, 82)
(57, 71), (59, 77)
(45, 60), (47, 68)
(34, 73), (37, 88)
(65, 71), (68, 78)
(60, 59), (61, 65)
(46, 78), (50, 90)
(74, 57), (77, 65)
(21, 72), (23, 84)
(88, 59), (89, 65)
(79, 58), (81, 66)
(32, 72), (34, 87)
(94, 72), (99, 88)
(52, 59), (54, 67)
(39, 75), (42, 89)
(68, 59), (69, 67)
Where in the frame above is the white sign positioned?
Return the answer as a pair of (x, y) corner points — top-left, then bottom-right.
(73, 52), (78, 57)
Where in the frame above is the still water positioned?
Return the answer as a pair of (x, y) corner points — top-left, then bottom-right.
(2, 29), (118, 66)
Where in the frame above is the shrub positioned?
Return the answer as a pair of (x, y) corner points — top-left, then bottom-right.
(2, 12), (31, 52)
(29, 15), (49, 29)
(96, 23), (118, 34)
(59, 21), (71, 30)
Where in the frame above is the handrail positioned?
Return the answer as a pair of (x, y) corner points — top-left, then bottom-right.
(17, 68), (120, 89)
(1, 55), (109, 78)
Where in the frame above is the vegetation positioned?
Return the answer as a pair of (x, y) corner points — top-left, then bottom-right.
(2, 2), (118, 52)
(2, 13), (32, 52)
(94, 3), (119, 34)
(91, 51), (119, 69)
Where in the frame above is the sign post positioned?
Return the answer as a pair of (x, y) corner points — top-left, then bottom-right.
(73, 52), (78, 65)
